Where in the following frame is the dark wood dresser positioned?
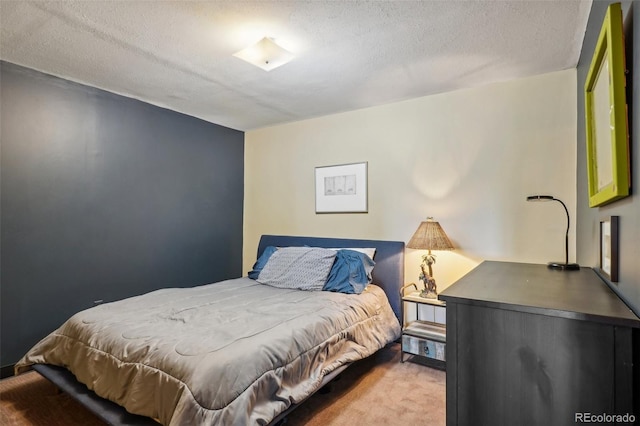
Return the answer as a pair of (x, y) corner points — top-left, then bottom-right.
(439, 261), (640, 426)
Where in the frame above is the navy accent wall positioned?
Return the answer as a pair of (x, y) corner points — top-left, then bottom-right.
(577, 2), (639, 316)
(0, 61), (244, 371)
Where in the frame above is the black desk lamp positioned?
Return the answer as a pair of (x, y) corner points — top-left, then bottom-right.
(526, 195), (580, 271)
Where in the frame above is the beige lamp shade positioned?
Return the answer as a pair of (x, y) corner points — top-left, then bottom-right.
(407, 217), (454, 251)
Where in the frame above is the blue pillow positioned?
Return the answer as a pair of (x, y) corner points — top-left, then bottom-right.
(248, 246), (278, 279)
(323, 249), (375, 294)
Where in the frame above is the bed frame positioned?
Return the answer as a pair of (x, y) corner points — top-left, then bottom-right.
(33, 235), (405, 425)
(257, 235), (404, 321)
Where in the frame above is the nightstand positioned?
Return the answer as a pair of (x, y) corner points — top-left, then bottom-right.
(401, 290), (446, 369)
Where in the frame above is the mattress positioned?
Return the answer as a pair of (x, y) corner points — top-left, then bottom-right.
(15, 277), (401, 425)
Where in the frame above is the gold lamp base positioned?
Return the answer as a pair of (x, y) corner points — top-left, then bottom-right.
(419, 290), (438, 299)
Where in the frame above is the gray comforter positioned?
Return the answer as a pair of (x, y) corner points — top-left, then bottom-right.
(16, 277), (400, 425)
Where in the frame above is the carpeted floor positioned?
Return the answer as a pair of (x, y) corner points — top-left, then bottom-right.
(0, 370), (105, 426)
(0, 343), (445, 425)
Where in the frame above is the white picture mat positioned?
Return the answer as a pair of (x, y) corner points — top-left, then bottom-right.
(593, 55), (613, 191)
(601, 219), (611, 276)
(315, 162), (367, 213)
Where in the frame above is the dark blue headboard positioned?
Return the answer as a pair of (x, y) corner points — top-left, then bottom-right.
(257, 235), (405, 321)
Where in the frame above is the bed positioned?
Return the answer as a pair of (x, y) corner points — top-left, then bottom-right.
(15, 235), (405, 425)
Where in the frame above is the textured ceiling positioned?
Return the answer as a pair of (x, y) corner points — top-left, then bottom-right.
(0, 1), (592, 131)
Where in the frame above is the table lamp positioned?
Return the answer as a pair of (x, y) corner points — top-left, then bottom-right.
(526, 195), (580, 270)
(407, 217), (454, 298)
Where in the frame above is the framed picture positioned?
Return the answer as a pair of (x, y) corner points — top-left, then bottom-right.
(599, 216), (619, 282)
(315, 162), (368, 213)
(584, 3), (629, 207)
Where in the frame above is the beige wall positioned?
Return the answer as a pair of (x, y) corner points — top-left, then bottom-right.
(244, 69), (577, 293)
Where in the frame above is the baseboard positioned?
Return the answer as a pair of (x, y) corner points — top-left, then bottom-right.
(1, 364), (15, 379)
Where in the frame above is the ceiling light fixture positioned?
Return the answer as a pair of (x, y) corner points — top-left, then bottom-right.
(233, 37), (294, 71)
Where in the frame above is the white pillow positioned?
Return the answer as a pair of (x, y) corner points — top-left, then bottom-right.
(326, 247), (376, 259)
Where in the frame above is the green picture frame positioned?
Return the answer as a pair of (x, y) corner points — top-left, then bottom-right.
(584, 2), (629, 208)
